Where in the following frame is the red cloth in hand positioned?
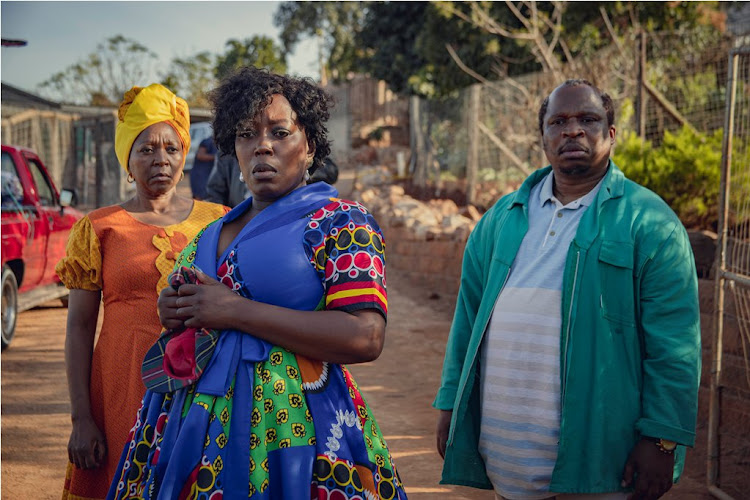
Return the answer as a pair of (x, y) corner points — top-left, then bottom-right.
(163, 328), (198, 381)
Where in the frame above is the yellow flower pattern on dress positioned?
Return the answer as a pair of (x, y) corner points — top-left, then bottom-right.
(264, 398), (274, 414)
(152, 228), (188, 295)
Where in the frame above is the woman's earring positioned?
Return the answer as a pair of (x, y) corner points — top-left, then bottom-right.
(304, 158), (314, 182)
(180, 171), (185, 181)
(239, 171), (244, 183)
(127, 173), (134, 183)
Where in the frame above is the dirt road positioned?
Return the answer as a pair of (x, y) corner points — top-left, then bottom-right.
(1, 269), (711, 499)
(0, 272), (488, 499)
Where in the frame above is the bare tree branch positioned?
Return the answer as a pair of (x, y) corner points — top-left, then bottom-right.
(499, 0), (563, 76)
(544, 8), (562, 53)
(540, 3), (566, 54)
(628, 3), (640, 32)
(445, 2), (535, 40)
(446, 43), (534, 104)
(38, 35), (157, 105)
(600, 6), (626, 57)
(445, 43), (494, 86)
(506, 1), (532, 31)
(557, 38), (578, 73)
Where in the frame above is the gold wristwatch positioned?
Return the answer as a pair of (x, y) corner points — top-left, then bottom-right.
(647, 436), (677, 454)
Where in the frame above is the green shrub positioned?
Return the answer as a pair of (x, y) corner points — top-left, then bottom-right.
(613, 126), (723, 229)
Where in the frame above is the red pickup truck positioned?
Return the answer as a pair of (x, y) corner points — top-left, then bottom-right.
(1, 144), (84, 349)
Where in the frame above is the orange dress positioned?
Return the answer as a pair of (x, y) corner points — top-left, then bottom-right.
(56, 201), (229, 500)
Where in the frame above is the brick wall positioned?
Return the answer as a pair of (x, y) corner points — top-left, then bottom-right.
(382, 223), (466, 299)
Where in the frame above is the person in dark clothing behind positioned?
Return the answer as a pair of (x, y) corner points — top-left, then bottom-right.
(310, 156), (339, 184)
(204, 152), (247, 208)
(189, 136), (217, 200)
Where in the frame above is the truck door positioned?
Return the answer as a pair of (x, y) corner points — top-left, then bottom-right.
(22, 155), (64, 287)
(1, 151), (43, 291)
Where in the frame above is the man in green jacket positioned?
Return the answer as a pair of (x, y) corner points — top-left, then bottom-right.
(434, 80), (701, 500)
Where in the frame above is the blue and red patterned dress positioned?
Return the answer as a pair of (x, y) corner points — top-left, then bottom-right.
(108, 183), (407, 500)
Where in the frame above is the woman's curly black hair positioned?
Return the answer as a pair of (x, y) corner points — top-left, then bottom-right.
(208, 66), (334, 174)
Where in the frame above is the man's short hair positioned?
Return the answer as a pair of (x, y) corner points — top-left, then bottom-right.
(538, 79), (615, 135)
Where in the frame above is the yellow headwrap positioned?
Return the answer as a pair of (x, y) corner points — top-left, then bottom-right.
(114, 83), (191, 172)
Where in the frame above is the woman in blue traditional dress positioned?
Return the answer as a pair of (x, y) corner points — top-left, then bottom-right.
(108, 67), (407, 500)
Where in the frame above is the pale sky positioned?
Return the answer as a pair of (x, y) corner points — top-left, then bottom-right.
(0, 1), (320, 95)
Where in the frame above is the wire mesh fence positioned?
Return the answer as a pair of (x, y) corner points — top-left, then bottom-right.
(411, 29), (735, 210)
(641, 31), (731, 141)
(709, 46), (750, 500)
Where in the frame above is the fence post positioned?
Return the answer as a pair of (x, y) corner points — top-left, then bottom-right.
(420, 113), (440, 192)
(636, 30), (647, 139)
(707, 50), (740, 500)
(466, 84), (481, 206)
(410, 95), (427, 188)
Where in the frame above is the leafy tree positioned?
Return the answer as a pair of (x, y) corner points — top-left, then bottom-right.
(274, 1), (367, 83)
(39, 35), (157, 105)
(414, 3), (531, 94)
(561, 1), (724, 60)
(161, 51), (215, 108)
(355, 2), (536, 97)
(356, 2), (427, 95)
(353, 1), (726, 97)
(214, 36), (287, 81)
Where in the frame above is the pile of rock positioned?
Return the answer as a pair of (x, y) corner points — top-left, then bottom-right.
(351, 172), (483, 298)
(355, 184), (482, 244)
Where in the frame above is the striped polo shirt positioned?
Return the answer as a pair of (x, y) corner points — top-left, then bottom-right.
(478, 171), (603, 499)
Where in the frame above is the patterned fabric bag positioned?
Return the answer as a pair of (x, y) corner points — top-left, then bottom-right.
(141, 266), (220, 393)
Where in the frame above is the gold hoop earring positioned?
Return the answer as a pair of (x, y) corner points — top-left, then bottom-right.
(180, 171), (185, 181)
(127, 172), (134, 183)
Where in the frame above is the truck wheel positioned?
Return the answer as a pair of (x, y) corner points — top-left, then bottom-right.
(2, 266), (19, 349)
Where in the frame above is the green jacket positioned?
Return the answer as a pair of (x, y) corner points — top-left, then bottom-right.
(433, 162), (701, 493)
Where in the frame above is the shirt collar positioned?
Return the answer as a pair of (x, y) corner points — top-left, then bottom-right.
(538, 170), (606, 209)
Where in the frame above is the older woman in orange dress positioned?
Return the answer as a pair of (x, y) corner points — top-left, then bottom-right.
(56, 84), (229, 499)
